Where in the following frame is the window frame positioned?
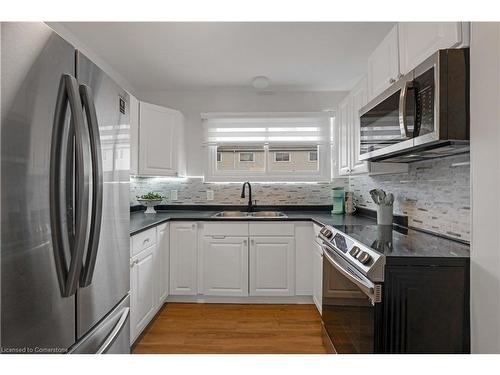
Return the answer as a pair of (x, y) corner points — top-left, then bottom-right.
(203, 113), (334, 182)
(274, 151), (291, 163)
(238, 152), (255, 163)
(308, 151), (318, 162)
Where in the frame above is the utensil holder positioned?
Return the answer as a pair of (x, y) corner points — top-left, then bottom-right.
(377, 204), (393, 225)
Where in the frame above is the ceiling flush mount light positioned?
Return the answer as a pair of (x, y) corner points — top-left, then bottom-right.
(252, 76), (270, 89)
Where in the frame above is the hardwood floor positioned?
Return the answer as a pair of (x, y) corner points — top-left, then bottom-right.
(132, 303), (329, 354)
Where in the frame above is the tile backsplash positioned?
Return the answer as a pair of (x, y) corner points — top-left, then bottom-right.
(130, 154), (471, 242)
(348, 154), (471, 242)
(130, 177), (346, 206)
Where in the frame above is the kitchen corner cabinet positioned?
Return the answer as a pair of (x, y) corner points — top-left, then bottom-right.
(367, 25), (400, 100)
(336, 77), (408, 177)
(137, 101), (186, 177)
(169, 222), (198, 295)
(157, 223), (170, 304)
(130, 243), (157, 344)
(249, 236), (295, 296)
(398, 22), (469, 74)
(202, 236), (249, 296)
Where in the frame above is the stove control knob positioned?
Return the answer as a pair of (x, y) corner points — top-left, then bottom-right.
(349, 246), (361, 258)
(357, 251), (372, 265)
(323, 229), (333, 239)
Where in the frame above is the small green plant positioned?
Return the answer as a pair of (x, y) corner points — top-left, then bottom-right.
(137, 192), (166, 200)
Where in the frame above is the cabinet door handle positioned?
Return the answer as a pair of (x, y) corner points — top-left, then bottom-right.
(191, 224), (196, 230)
(212, 235), (226, 239)
(243, 240), (247, 246)
(250, 239), (254, 246)
(389, 78), (396, 84)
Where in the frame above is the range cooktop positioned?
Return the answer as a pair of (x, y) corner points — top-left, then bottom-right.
(331, 224), (470, 259)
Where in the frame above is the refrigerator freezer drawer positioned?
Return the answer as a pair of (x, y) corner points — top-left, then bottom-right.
(69, 295), (130, 354)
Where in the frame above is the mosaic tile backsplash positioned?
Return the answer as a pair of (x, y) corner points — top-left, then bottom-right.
(130, 154), (471, 242)
(348, 154), (471, 242)
(130, 177), (346, 206)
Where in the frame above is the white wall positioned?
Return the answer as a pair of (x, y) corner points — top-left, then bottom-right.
(470, 22), (500, 353)
(137, 89), (347, 176)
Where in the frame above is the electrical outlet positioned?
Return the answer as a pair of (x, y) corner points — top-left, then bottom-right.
(206, 190), (214, 201)
(170, 190), (178, 201)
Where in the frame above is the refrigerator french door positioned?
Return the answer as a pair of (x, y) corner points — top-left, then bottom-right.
(1, 22), (130, 354)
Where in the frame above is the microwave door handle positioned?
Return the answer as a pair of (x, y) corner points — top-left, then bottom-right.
(398, 80), (413, 139)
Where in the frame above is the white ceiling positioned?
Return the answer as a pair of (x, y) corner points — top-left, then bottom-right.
(60, 22), (395, 92)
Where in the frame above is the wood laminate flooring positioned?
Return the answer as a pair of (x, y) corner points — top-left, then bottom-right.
(132, 303), (328, 354)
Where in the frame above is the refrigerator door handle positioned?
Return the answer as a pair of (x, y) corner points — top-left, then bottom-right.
(79, 84), (104, 287)
(50, 74), (91, 297)
(96, 307), (130, 354)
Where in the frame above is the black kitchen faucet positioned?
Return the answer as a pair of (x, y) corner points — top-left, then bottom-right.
(240, 181), (253, 212)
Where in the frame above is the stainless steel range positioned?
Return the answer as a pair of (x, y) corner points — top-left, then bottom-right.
(318, 225), (386, 353)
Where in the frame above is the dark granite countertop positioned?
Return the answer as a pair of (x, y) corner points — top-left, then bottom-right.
(130, 207), (469, 259)
(129, 209), (377, 236)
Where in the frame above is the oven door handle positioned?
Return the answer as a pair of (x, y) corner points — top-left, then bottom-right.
(322, 247), (379, 304)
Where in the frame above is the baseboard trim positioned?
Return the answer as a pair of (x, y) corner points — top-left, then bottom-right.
(166, 295), (314, 304)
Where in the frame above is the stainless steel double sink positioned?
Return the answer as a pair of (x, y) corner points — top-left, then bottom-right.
(211, 211), (287, 219)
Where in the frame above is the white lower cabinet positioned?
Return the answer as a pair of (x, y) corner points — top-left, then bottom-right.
(130, 244), (157, 344)
(157, 223), (170, 304)
(169, 222), (198, 295)
(312, 240), (323, 315)
(249, 236), (295, 296)
(202, 236), (249, 296)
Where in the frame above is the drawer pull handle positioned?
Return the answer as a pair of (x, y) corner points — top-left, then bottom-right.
(143, 238), (150, 245)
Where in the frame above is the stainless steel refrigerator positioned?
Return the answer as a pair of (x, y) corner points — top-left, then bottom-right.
(1, 22), (130, 354)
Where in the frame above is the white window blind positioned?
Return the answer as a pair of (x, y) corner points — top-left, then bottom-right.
(202, 113), (331, 146)
(202, 112), (333, 182)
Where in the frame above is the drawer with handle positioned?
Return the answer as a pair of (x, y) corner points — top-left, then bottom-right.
(131, 227), (157, 257)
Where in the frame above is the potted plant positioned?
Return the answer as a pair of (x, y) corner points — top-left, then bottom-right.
(136, 192), (166, 214)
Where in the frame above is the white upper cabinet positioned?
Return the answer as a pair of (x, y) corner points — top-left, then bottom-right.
(398, 22), (469, 74)
(138, 101), (186, 177)
(367, 25), (400, 100)
(349, 77), (370, 175)
(337, 96), (351, 176)
(202, 236), (249, 297)
(129, 94), (139, 175)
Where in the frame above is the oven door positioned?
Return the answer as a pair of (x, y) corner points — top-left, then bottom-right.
(321, 246), (382, 354)
(359, 72), (416, 161)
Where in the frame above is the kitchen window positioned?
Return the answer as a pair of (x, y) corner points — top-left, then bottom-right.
(203, 113), (333, 182)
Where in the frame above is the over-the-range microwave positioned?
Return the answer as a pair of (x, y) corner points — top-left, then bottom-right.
(359, 48), (469, 163)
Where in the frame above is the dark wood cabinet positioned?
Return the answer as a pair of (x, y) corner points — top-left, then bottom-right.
(380, 258), (470, 353)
